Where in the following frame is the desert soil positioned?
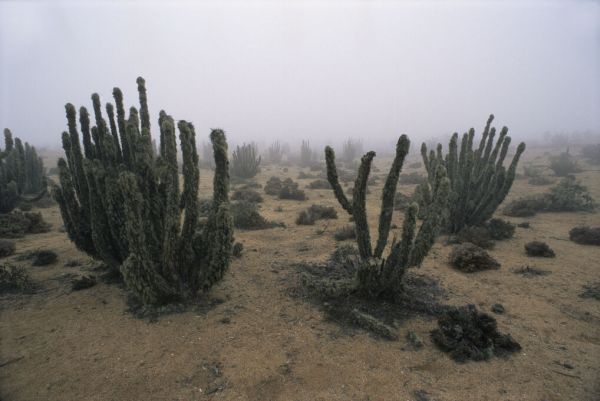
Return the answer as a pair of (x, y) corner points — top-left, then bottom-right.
(1, 148), (599, 401)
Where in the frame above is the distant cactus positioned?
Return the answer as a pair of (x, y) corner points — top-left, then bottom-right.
(341, 138), (363, 164)
(421, 115), (526, 233)
(231, 143), (261, 178)
(1, 129), (47, 214)
(299, 140), (316, 167)
(325, 136), (449, 299)
(267, 141), (283, 164)
(52, 77), (233, 305)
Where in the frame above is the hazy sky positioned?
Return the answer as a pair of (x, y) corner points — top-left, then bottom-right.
(1, 0), (599, 148)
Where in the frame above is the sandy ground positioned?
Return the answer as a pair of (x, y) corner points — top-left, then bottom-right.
(1, 148), (599, 401)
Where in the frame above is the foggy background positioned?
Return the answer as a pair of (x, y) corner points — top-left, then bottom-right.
(1, 0), (599, 151)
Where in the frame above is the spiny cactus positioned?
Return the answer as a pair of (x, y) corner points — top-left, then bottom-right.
(325, 136), (450, 299)
(231, 143), (261, 179)
(421, 115), (526, 234)
(52, 77), (233, 305)
(267, 140), (283, 164)
(1, 129), (47, 213)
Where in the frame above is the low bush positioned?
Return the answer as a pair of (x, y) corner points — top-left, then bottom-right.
(307, 179), (331, 189)
(452, 227), (495, 249)
(504, 177), (595, 217)
(17, 249), (58, 266)
(0, 239), (16, 258)
(528, 176), (554, 186)
(431, 304), (521, 362)
(0, 211), (51, 238)
(264, 176), (283, 195)
(232, 242), (244, 257)
(279, 178), (307, 200)
(231, 188), (263, 203)
(449, 243), (500, 272)
(334, 225), (356, 241)
(296, 204), (338, 225)
(569, 226), (600, 246)
(231, 201), (282, 230)
(485, 219), (515, 240)
(524, 241), (555, 258)
(0, 263), (33, 294)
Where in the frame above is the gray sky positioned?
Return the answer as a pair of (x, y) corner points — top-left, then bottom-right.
(1, 0), (599, 148)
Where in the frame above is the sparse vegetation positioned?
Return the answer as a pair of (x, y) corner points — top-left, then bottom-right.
(334, 224), (356, 241)
(299, 140), (317, 167)
(307, 179), (331, 189)
(267, 140), (283, 164)
(231, 188), (263, 203)
(232, 201), (282, 230)
(264, 176), (283, 195)
(52, 77), (233, 305)
(0, 211), (51, 238)
(421, 114), (526, 233)
(278, 178), (307, 200)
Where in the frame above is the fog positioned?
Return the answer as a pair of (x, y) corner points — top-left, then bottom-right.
(1, 0), (599, 150)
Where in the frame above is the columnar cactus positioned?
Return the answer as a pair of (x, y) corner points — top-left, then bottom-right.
(300, 140), (316, 167)
(0, 129), (47, 213)
(421, 114), (526, 233)
(325, 136), (450, 299)
(267, 141), (283, 164)
(52, 77), (233, 305)
(231, 143), (261, 178)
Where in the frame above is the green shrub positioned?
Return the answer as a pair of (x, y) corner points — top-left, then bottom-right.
(232, 201), (282, 230)
(0, 211), (51, 238)
(485, 218), (515, 240)
(524, 241), (555, 257)
(264, 176), (282, 195)
(307, 179), (331, 189)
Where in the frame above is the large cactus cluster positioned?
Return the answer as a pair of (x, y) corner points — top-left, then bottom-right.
(231, 143), (261, 178)
(267, 140), (283, 164)
(421, 115), (526, 234)
(52, 77), (233, 305)
(1, 129), (46, 213)
(325, 136), (449, 299)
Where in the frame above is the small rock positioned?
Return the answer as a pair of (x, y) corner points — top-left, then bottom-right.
(491, 304), (505, 314)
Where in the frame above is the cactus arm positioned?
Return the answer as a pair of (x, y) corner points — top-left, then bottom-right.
(325, 146), (353, 214)
(374, 135), (410, 258)
(353, 151), (375, 259)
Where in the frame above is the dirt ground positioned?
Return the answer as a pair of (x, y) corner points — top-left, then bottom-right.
(1, 147), (599, 401)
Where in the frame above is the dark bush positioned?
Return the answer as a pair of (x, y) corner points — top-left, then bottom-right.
(231, 188), (263, 203)
(18, 202), (33, 212)
(449, 243), (500, 272)
(296, 204), (338, 225)
(524, 241), (555, 257)
(279, 178), (307, 200)
(0, 239), (16, 258)
(18, 249), (59, 266)
(485, 218), (515, 240)
(71, 275), (97, 291)
(569, 226), (600, 246)
(394, 192), (413, 211)
(0, 263), (33, 294)
(298, 171), (318, 179)
(231, 201), (282, 230)
(264, 176), (283, 195)
(0, 211), (51, 238)
(334, 225), (356, 241)
(452, 227), (495, 249)
(232, 242), (244, 258)
(503, 196), (547, 217)
(307, 179), (331, 189)
(431, 305), (521, 362)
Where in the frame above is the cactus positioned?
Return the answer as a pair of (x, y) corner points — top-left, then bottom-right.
(325, 136), (449, 299)
(421, 115), (526, 234)
(267, 140), (283, 164)
(52, 77), (233, 305)
(341, 138), (363, 164)
(299, 140), (316, 167)
(1, 129), (47, 213)
(231, 143), (261, 179)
